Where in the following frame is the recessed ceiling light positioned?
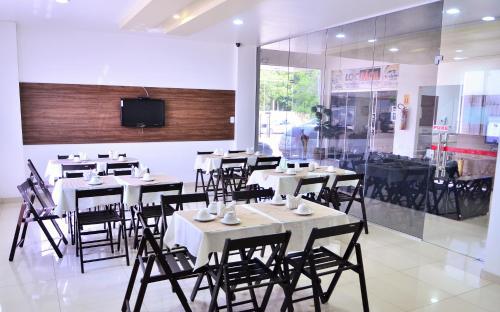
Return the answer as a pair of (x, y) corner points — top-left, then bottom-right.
(55, 0), (70, 3)
(173, 14), (180, 19)
(453, 56), (467, 61)
(482, 16), (496, 22)
(368, 39), (377, 43)
(446, 8), (460, 15)
(233, 18), (244, 25)
(336, 33), (346, 39)
(455, 49), (463, 53)
(389, 47), (399, 52)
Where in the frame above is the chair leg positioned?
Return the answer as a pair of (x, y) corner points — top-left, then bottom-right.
(108, 222), (114, 253)
(224, 270), (233, 312)
(208, 276), (222, 312)
(355, 244), (370, 312)
(50, 219), (68, 245)
(309, 259), (322, 312)
(195, 169), (200, 192)
(122, 258), (140, 312)
(200, 171), (206, 193)
(77, 220), (85, 273)
(122, 221), (130, 266)
(18, 219), (29, 248)
(9, 216), (23, 261)
(133, 257), (154, 312)
(359, 191), (369, 234)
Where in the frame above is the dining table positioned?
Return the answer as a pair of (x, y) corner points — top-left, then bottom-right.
(45, 157), (140, 185)
(247, 167), (358, 195)
(51, 173), (179, 216)
(193, 152), (263, 172)
(164, 199), (350, 269)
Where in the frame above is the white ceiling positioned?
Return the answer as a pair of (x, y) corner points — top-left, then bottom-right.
(0, 0), (437, 45)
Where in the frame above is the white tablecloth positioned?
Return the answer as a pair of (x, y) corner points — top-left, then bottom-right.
(51, 173), (177, 216)
(247, 167), (358, 195)
(45, 157), (140, 185)
(193, 152), (260, 172)
(164, 200), (350, 269)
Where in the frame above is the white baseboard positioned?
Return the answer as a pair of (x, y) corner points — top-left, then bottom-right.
(0, 197), (22, 205)
(481, 269), (500, 284)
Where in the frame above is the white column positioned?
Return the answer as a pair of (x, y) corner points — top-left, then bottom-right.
(483, 154), (500, 278)
(234, 45), (257, 149)
(0, 21), (25, 198)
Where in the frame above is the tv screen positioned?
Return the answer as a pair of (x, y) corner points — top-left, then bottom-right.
(485, 117), (500, 144)
(120, 98), (165, 128)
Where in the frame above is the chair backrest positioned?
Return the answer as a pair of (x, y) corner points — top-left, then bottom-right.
(57, 155), (69, 159)
(255, 156), (281, 166)
(162, 192), (209, 212)
(97, 154), (109, 158)
(17, 179), (41, 217)
(232, 188), (274, 203)
(302, 221), (364, 264)
(119, 153), (127, 157)
(220, 231), (291, 265)
(61, 163), (97, 177)
(331, 173), (364, 189)
(228, 150), (245, 154)
(139, 182), (183, 204)
(287, 162), (309, 168)
(75, 186), (124, 212)
(114, 169), (131, 176)
(65, 172), (84, 178)
(27, 159), (55, 207)
(106, 162), (139, 174)
(250, 164), (279, 171)
(219, 157), (247, 169)
(294, 176), (330, 196)
(197, 151), (213, 155)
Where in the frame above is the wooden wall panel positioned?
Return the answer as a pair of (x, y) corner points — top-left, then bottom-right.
(20, 83), (235, 145)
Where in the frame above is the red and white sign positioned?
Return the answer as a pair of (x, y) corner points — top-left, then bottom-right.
(432, 124), (449, 132)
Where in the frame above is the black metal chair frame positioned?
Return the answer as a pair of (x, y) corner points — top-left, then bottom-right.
(75, 186), (129, 273)
(293, 176), (330, 204)
(209, 158), (248, 203)
(328, 173), (369, 234)
(122, 216), (203, 312)
(207, 231), (294, 312)
(57, 155), (69, 159)
(132, 182), (183, 250)
(61, 163), (97, 178)
(282, 221), (368, 312)
(106, 161), (139, 175)
(232, 188), (275, 204)
(287, 162), (310, 168)
(228, 150), (245, 153)
(9, 179), (68, 261)
(195, 151), (213, 193)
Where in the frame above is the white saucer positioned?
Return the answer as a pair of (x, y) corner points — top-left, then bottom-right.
(141, 178), (154, 182)
(87, 181), (103, 186)
(294, 210), (313, 216)
(270, 201), (285, 206)
(117, 159), (126, 162)
(221, 218), (241, 225)
(285, 172), (296, 175)
(194, 215), (216, 222)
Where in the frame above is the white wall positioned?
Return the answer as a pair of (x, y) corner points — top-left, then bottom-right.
(13, 26), (238, 187)
(234, 45), (257, 149)
(0, 22), (25, 198)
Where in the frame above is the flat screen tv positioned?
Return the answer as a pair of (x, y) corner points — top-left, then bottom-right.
(120, 98), (165, 128)
(485, 116), (500, 144)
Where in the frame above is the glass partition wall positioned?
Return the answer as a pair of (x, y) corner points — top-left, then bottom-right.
(257, 0), (499, 259)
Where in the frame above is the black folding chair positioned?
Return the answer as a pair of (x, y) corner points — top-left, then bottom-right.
(209, 158), (248, 203)
(75, 186), (129, 273)
(65, 172), (84, 178)
(327, 173), (369, 234)
(287, 162), (309, 168)
(132, 182), (183, 250)
(294, 176), (330, 204)
(195, 151), (213, 192)
(9, 179), (68, 261)
(106, 162), (139, 175)
(61, 163), (96, 178)
(228, 150), (245, 153)
(57, 154), (69, 159)
(122, 216), (203, 312)
(232, 188), (275, 203)
(207, 231), (294, 312)
(27, 159), (55, 207)
(248, 156), (281, 174)
(283, 221), (368, 312)
(98, 154), (110, 158)
(114, 169), (132, 176)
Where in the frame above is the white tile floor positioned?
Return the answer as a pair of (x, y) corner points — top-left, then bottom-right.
(1, 198), (499, 312)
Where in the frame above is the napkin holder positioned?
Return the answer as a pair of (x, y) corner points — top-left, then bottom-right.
(217, 201), (236, 218)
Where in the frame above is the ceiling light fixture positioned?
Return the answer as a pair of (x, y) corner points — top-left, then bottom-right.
(233, 18), (244, 25)
(446, 8), (460, 15)
(368, 39), (377, 43)
(389, 47), (399, 52)
(173, 14), (180, 19)
(336, 33), (346, 39)
(482, 16), (496, 22)
(55, 0), (70, 3)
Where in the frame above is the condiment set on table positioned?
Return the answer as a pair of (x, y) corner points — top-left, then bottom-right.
(270, 193), (313, 216)
(131, 166), (153, 181)
(83, 170), (102, 186)
(194, 201), (240, 225)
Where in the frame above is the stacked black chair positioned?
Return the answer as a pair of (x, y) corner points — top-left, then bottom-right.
(207, 231), (294, 312)
(283, 221), (368, 312)
(327, 173), (369, 233)
(195, 151), (213, 192)
(132, 182), (183, 249)
(75, 186), (129, 273)
(9, 179), (68, 261)
(122, 216), (202, 312)
(209, 158), (248, 203)
(294, 176), (330, 204)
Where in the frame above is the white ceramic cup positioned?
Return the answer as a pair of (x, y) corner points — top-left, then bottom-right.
(90, 176), (100, 184)
(73, 156), (80, 162)
(297, 203), (310, 214)
(286, 168), (295, 174)
(223, 211), (237, 223)
(217, 201), (226, 218)
(196, 208), (211, 220)
(83, 171), (92, 181)
(327, 165), (335, 172)
(208, 202), (218, 214)
(272, 193), (283, 204)
(142, 172), (151, 180)
(118, 155), (125, 161)
(275, 167), (284, 173)
(255, 151), (261, 156)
